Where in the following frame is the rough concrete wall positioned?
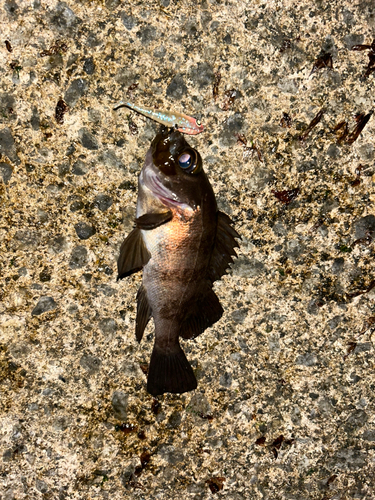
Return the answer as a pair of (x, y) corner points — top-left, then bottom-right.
(0, 0), (375, 498)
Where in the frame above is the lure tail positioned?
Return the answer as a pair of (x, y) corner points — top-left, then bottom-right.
(113, 101), (145, 113)
(147, 343), (197, 396)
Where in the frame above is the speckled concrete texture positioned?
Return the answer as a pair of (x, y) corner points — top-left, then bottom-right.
(1, 0), (375, 498)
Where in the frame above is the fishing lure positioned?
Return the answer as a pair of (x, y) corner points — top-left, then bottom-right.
(114, 101), (204, 135)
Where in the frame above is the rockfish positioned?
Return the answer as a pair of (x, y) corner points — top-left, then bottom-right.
(117, 127), (239, 396)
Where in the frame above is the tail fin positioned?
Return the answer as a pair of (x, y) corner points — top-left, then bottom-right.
(147, 344), (197, 396)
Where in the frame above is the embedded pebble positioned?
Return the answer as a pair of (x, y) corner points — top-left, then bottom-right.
(64, 79), (88, 107)
(69, 245), (88, 268)
(0, 162), (13, 183)
(83, 57), (95, 75)
(353, 215), (375, 239)
(78, 128), (99, 150)
(31, 296), (57, 316)
(80, 353), (102, 375)
(166, 74), (187, 99)
(93, 194), (113, 212)
(111, 390), (128, 420)
(74, 222), (96, 240)
(0, 128), (19, 164)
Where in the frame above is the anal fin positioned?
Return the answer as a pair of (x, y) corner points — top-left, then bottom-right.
(180, 284), (223, 340)
(136, 284), (152, 342)
(117, 228), (151, 280)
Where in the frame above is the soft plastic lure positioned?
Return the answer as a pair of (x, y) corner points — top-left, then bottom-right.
(114, 101), (204, 135)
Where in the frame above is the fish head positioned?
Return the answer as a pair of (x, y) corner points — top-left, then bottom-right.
(138, 127), (215, 214)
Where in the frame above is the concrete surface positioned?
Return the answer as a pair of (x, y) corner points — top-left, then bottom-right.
(1, 0), (375, 498)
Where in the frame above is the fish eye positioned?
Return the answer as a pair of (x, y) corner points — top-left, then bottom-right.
(178, 150), (198, 173)
(196, 119), (201, 126)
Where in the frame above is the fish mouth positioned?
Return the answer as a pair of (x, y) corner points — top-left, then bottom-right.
(141, 168), (192, 211)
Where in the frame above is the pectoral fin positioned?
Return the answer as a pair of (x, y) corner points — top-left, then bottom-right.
(117, 228), (151, 280)
(136, 210), (172, 230)
(180, 284), (223, 339)
(207, 211), (240, 283)
(136, 284), (152, 342)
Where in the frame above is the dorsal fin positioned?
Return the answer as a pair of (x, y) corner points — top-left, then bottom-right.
(117, 228), (151, 280)
(207, 211), (240, 283)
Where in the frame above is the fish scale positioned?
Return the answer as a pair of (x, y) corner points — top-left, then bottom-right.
(142, 210), (205, 318)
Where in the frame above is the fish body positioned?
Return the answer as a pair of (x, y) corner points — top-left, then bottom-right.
(114, 101), (204, 135)
(117, 127), (239, 395)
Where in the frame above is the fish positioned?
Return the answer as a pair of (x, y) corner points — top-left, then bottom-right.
(117, 127), (239, 396)
(114, 101), (204, 135)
